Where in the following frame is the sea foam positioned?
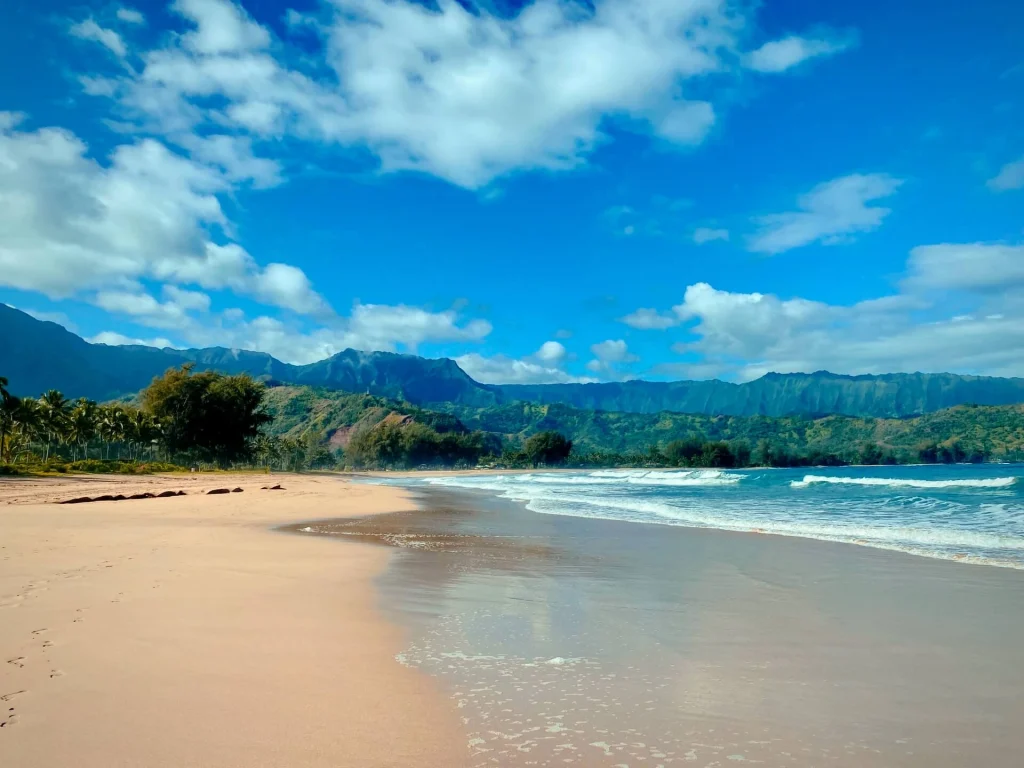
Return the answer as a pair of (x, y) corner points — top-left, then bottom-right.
(791, 475), (1018, 490)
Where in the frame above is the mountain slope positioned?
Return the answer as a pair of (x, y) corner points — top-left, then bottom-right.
(262, 386), (1024, 461)
(4, 304), (1024, 418)
(492, 370), (1024, 418)
(0, 304), (495, 405)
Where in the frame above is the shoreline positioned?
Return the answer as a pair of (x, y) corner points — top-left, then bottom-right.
(0, 473), (467, 767)
(331, 484), (1024, 767)
(359, 470), (1024, 572)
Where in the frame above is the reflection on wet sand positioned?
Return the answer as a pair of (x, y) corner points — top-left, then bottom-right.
(288, 487), (1024, 767)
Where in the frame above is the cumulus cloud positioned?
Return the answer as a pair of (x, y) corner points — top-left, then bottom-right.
(987, 155), (1024, 191)
(744, 33), (856, 73)
(587, 339), (639, 375)
(341, 303), (492, 353)
(77, 0), (854, 189)
(70, 19), (128, 58)
(748, 173), (902, 254)
(456, 353), (592, 385)
(620, 308), (680, 330)
(638, 241), (1024, 380)
(88, 331), (177, 348)
(535, 341), (568, 365)
(903, 243), (1024, 293)
(454, 339), (593, 384)
(0, 116), (325, 314)
(117, 8), (146, 25)
(692, 227), (729, 244)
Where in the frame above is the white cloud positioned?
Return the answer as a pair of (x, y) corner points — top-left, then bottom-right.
(85, 297), (494, 364)
(178, 134), (282, 187)
(591, 339), (637, 363)
(744, 34), (855, 73)
(692, 226), (729, 244)
(987, 155), (1024, 191)
(535, 341), (567, 365)
(903, 243), (1024, 293)
(79, 0), (855, 189)
(456, 353), (593, 385)
(341, 303), (491, 353)
(117, 8), (146, 25)
(587, 338), (639, 375)
(88, 331), (176, 348)
(162, 284), (212, 311)
(672, 282), (834, 362)
(0, 117), (326, 314)
(642, 240), (1024, 380)
(453, 339), (593, 385)
(173, 0), (270, 54)
(748, 173), (902, 254)
(70, 19), (128, 58)
(620, 308), (679, 330)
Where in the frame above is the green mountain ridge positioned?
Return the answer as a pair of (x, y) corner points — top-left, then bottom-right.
(5, 304), (1024, 419)
(263, 386), (1024, 463)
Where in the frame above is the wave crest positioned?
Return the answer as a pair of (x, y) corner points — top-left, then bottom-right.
(791, 475), (1018, 490)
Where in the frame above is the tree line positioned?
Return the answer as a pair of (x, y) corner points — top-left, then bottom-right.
(0, 369), (1006, 474)
(0, 367), (273, 471)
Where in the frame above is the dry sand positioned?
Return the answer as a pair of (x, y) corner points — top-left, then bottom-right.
(0, 473), (467, 767)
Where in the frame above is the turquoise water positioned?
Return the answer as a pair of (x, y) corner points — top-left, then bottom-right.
(416, 464), (1024, 568)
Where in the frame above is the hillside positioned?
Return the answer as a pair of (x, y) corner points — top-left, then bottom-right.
(262, 386), (1024, 463)
(5, 304), (1024, 419)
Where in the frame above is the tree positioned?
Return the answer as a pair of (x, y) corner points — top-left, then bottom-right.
(664, 436), (706, 466)
(523, 431), (573, 467)
(39, 390), (70, 461)
(141, 365), (271, 465)
(0, 378), (17, 463)
(858, 442), (884, 465)
(67, 400), (98, 461)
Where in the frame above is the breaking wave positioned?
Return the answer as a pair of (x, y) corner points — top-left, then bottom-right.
(791, 475), (1019, 490)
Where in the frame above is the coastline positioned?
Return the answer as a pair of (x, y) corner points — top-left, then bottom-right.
(321, 484), (1024, 767)
(0, 473), (467, 767)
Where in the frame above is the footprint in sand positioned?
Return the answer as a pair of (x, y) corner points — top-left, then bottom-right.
(41, 640), (53, 649)
(0, 691), (26, 703)
(6, 658), (25, 668)
(49, 670), (65, 679)
(31, 628), (48, 636)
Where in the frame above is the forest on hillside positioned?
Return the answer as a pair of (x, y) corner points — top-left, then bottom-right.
(261, 386), (1024, 469)
(5, 372), (1024, 473)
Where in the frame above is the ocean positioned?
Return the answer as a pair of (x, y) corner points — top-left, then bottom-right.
(298, 467), (1024, 766)
(416, 464), (1024, 569)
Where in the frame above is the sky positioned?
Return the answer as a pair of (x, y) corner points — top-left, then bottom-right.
(0, 0), (1022, 384)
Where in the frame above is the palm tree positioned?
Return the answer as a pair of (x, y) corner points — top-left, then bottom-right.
(125, 409), (159, 461)
(67, 400), (99, 461)
(39, 390), (70, 461)
(98, 405), (126, 460)
(0, 379), (18, 463)
(3, 398), (42, 463)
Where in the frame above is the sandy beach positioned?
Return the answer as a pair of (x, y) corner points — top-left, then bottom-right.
(0, 473), (467, 768)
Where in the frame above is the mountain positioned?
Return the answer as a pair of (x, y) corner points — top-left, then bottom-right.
(4, 303), (1024, 418)
(0, 304), (494, 405)
(263, 386), (1024, 462)
(492, 371), (1024, 418)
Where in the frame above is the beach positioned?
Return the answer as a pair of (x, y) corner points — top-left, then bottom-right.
(3, 470), (1024, 768)
(301, 481), (1024, 767)
(0, 473), (466, 767)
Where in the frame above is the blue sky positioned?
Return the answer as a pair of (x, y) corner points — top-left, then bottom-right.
(1, 0), (1022, 383)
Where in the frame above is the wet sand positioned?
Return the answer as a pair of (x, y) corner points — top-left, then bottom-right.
(297, 487), (1024, 767)
(0, 474), (467, 767)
